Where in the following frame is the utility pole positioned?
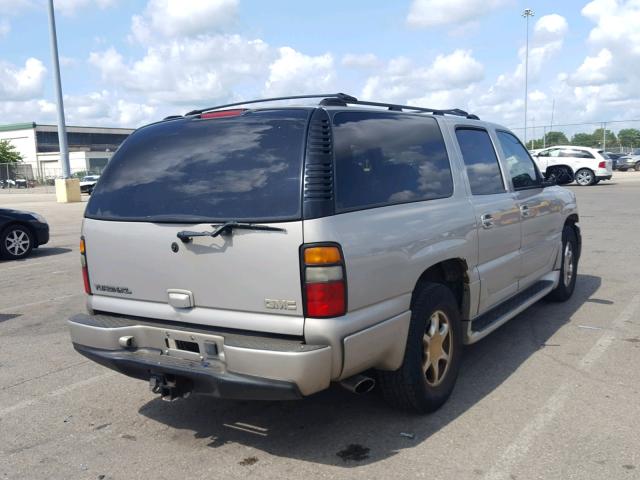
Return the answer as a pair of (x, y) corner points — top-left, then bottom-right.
(602, 122), (606, 151)
(47, 0), (79, 202)
(47, 0), (70, 178)
(522, 8), (534, 147)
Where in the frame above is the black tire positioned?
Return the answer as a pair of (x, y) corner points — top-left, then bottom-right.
(635, 162), (640, 172)
(574, 168), (595, 186)
(547, 225), (578, 302)
(378, 283), (462, 413)
(593, 179), (601, 184)
(0, 224), (34, 260)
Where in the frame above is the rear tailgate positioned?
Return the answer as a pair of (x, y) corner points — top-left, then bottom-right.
(82, 109), (310, 335)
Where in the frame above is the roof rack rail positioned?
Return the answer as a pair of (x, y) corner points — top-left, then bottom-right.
(185, 93), (357, 116)
(185, 92), (479, 120)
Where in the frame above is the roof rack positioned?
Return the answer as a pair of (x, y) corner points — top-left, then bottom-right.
(184, 92), (479, 120)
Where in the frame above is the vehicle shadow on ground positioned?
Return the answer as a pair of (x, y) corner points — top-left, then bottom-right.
(139, 274), (601, 467)
(0, 247), (72, 264)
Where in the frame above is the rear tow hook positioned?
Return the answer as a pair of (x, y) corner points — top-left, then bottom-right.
(149, 374), (192, 402)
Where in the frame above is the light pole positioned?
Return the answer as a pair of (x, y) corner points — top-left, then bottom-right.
(47, 0), (79, 202)
(522, 8), (534, 147)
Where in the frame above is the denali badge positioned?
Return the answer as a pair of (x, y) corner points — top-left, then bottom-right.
(264, 299), (297, 311)
(95, 284), (133, 295)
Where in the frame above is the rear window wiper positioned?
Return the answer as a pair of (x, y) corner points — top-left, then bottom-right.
(177, 221), (286, 243)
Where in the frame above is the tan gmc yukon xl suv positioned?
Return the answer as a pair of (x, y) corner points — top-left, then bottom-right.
(69, 93), (580, 413)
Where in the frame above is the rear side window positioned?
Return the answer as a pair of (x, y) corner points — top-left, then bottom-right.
(333, 112), (453, 211)
(497, 131), (542, 189)
(85, 110), (309, 222)
(455, 128), (505, 195)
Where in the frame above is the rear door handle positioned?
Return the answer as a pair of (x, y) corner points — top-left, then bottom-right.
(480, 214), (495, 229)
(520, 205), (531, 217)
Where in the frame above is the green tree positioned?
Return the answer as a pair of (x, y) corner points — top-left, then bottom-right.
(544, 131), (569, 147)
(571, 132), (596, 147)
(590, 128), (617, 149)
(617, 128), (640, 148)
(0, 139), (23, 164)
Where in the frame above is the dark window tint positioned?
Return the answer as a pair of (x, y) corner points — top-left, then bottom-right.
(333, 112), (452, 211)
(86, 109), (309, 222)
(455, 128), (505, 195)
(569, 149), (595, 159)
(497, 131), (542, 189)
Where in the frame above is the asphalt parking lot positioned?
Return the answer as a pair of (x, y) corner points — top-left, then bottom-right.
(1, 174), (640, 480)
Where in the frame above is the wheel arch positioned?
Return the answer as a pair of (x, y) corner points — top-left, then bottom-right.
(1, 221), (36, 243)
(412, 258), (471, 319)
(564, 214), (581, 260)
(546, 164), (574, 175)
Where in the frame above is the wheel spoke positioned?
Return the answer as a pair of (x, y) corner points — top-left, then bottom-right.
(430, 358), (440, 382)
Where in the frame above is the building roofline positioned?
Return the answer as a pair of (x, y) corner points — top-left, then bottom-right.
(0, 122), (36, 132)
(35, 124), (134, 132)
(0, 122), (134, 133)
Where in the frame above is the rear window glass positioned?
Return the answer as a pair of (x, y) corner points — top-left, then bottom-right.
(333, 112), (453, 211)
(85, 109), (309, 222)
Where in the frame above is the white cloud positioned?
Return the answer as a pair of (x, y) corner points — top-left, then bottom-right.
(131, 0), (238, 43)
(264, 47), (334, 96)
(475, 14), (568, 120)
(0, 57), (46, 101)
(341, 53), (381, 69)
(63, 91), (156, 126)
(361, 49), (484, 103)
(406, 0), (510, 28)
(548, 0), (640, 122)
(569, 48), (613, 86)
(89, 34), (271, 105)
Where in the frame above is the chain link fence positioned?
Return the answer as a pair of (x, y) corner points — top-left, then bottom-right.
(0, 163), (105, 194)
(510, 119), (640, 153)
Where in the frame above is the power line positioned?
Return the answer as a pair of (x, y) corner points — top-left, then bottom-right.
(509, 118), (640, 131)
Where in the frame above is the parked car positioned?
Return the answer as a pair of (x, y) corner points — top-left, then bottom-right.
(68, 93), (581, 413)
(0, 208), (49, 260)
(532, 146), (613, 186)
(79, 175), (101, 194)
(616, 154), (640, 172)
(605, 152), (627, 170)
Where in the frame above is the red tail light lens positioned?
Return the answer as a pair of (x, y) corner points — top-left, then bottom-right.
(598, 161), (606, 168)
(80, 237), (91, 295)
(306, 282), (345, 317)
(201, 109), (246, 119)
(301, 244), (346, 318)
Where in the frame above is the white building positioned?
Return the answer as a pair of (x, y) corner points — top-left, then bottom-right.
(0, 122), (134, 179)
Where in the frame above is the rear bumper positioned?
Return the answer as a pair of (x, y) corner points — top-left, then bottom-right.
(68, 313), (332, 399)
(74, 343), (302, 400)
(596, 174), (612, 181)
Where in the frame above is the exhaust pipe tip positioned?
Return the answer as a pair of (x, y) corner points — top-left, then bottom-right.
(340, 374), (376, 394)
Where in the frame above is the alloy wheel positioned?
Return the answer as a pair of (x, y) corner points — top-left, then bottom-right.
(575, 170), (593, 186)
(5, 229), (30, 257)
(422, 310), (452, 387)
(563, 241), (574, 287)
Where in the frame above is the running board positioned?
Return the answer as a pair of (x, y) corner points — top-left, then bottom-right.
(464, 276), (558, 345)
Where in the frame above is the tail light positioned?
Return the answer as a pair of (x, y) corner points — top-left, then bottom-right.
(598, 161), (606, 168)
(301, 244), (346, 317)
(80, 237), (91, 295)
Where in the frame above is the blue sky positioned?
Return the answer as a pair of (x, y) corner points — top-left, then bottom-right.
(1, 0), (639, 135)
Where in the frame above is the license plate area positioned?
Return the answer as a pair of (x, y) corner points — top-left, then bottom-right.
(163, 329), (225, 362)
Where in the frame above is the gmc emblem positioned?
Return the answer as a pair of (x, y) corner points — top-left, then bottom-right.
(264, 299), (297, 311)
